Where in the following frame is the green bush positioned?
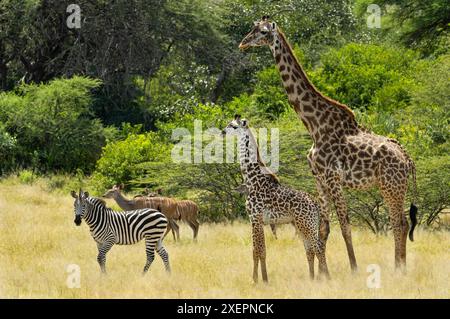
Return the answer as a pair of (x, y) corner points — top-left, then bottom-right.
(248, 66), (290, 119)
(310, 43), (419, 111)
(18, 169), (37, 185)
(0, 123), (18, 174)
(415, 156), (450, 227)
(0, 76), (106, 174)
(91, 132), (170, 192)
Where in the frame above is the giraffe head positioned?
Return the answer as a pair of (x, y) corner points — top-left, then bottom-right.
(70, 189), (89, 226)
(239, 16), (277, 50)
(222, 114), (249, 136)
(102, 184), (123, 199)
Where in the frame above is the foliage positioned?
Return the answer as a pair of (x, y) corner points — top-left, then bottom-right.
(90, 132), (170, 193)
(355, 0), (450, 56)
(0, 123), (18, 174)
(0, 76), (105, 173)
(310, 43), (419, 111)
(18, 169), (38, 185)
(415, 157), (450, 227)
(0, 1), (448, 230)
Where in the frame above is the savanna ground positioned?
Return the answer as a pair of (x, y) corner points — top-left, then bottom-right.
(0, 179), (448, 299)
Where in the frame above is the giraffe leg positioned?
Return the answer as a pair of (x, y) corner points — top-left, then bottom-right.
(380, 184), (408, 271)
(315, 179), (331, 244)
(270, 224), (278, 239)
(315, 240), (330, 279)
(251, 217), (268, 283)
(303, 240), (315, 280)
(326, 182), (358, 272)
(156, 239), (171, 273)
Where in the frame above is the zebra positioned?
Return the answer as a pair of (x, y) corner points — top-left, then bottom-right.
(71, 189), (171, 274)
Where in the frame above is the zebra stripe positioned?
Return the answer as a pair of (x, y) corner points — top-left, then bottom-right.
(73, 194), (171, 274)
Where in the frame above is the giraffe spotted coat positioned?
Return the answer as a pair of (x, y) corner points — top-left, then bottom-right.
(239, 17), (418, 271)
(223, 116), (330, 283)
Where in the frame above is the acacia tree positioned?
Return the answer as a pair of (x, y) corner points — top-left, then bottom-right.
(0, 0), (227, 123)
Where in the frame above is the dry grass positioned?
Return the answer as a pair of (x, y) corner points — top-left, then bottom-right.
(0, 179), (448, 299)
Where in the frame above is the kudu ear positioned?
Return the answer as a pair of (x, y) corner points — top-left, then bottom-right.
(70, 190), (77, 199)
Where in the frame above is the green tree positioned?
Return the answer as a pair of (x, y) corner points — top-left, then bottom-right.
(90, 132), (170, 192)
(0, 76), (105, 173)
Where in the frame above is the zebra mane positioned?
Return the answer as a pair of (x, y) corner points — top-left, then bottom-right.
(87, 196), (108, 208)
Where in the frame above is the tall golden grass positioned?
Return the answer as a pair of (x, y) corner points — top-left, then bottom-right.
(0, 179), (448, 298)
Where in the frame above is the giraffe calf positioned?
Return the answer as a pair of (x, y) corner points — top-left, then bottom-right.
(223, 115), (330, 282)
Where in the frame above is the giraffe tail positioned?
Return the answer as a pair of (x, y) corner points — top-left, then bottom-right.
(408, 160), (418, 242)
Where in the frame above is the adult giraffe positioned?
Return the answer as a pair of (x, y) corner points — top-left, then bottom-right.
(239, 16), (418, 271)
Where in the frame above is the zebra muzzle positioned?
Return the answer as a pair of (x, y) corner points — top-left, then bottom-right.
(74, 216), (82, 226)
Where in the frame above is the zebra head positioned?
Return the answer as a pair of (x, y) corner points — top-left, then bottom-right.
(70, 189), (90, 226)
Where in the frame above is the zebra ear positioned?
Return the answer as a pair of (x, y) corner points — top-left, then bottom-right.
(83, 191), (89, 198)
(70, 190), (77, 199)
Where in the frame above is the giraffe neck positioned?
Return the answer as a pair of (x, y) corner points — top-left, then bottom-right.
(270, 28), (359, 143)
(113, 192), (135, 211)
(237, 128), (279, 187)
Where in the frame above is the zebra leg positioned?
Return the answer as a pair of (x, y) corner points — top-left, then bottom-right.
(156, 239), (171, 273)
(97, 241), (114, 274)
(143, 238), (157, 274)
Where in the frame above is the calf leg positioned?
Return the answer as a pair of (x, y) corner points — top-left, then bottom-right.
(303, 240), (315, 280)
(315, 240), (330, 279)
(251, 216), (268, 283)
